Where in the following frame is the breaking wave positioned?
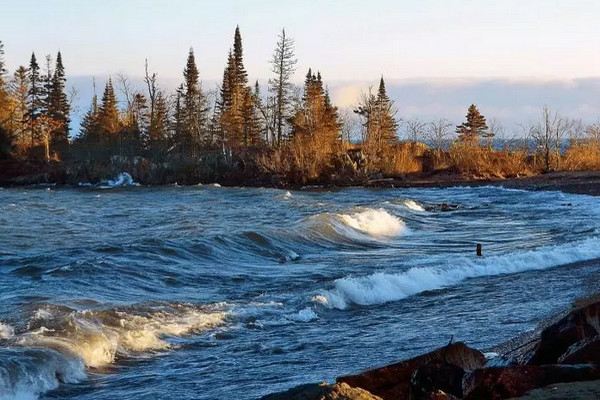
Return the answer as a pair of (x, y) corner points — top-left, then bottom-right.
(403, 199), (425, 212)
(315, 238), (600, 309)
(305, 208), (406, 246)
(0, 302), (227, 399)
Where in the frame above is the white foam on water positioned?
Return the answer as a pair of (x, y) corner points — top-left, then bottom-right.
(315, 238), (600, 309)
(0, 322), (15, 339)
(212, 183), (221, 187)
(283, 191), (293, 199)
(16, 304), (227, 369)
(403, 199), (425, 212)
(292, 307), (319, 322)
(337, 208), (406, 237)
(106, 172), (139, 187)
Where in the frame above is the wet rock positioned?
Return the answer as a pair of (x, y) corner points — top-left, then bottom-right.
(261, 382), (382, 400)
(558, 336), (600, 364)
(528, 301), (600, 365)
(424, 203), (460, 212)
(337, 342), (485, 400)
(409, 360), (464, 400)
(463, 365), (600, 400)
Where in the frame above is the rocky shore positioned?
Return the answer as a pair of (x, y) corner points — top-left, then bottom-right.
(262, 298), (600, 399)
(3, 158), (600, 196)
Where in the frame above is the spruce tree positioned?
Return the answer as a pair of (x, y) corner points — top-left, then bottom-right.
(456, 104), (488, 145)
(181, 48), (208, 155)
(79, 91), (99, 144)
(0, 42), (10, 133)
(97, 78), (120, 138)
(10, 66), (29, 147)
(375, 77), (398, 143)
(269, 29), (297, 146)
(27, 53), (42, 146)
(48, 51), (70, 147)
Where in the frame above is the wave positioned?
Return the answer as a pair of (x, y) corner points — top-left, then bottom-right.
(305, 208), (407, 246)
(0, 347), (86, 400)
(403, 199), (425, 212)
(0, 322), (15, 339)
(78, 172), (140, 189)
(314, 238), (600, 309)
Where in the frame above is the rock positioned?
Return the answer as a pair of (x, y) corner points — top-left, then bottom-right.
(337, 342), (485, 400)
(463, 365), (600, 400)
(261, 382), (382, 400)
(558, 336), (600, 364)
(528, 300), (600, 365)
(409, 360), (465, 400)
(420, 390), (459, 400)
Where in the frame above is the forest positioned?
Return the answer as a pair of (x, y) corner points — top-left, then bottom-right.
(1, 27), (600, 186)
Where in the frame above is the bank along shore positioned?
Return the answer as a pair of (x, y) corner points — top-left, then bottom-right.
(261, 295), (600, 400)
(2, 158), (600, 197)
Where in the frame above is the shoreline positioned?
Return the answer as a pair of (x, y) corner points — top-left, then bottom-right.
(0, 171), (600, 196)
(262, 295), (600, 400)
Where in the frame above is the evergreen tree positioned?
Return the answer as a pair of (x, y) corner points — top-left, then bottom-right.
(354, 76), (398, 157)
(181, 48), (208, 155)
(97, 78), (120, 140)
(456, 104), (488, 144)
(269, 29), (297, 146)
(149, 91), (169, 155)
(290, 69), (341, 147)
(0, 41), (10, 133)
(27, 53), (42, 146)
(79, 91), (99, 144)
(47, 51), (70, 148)
(219, 26), (250, 148)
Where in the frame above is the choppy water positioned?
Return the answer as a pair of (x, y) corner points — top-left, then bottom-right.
(1, 184), (599, 399)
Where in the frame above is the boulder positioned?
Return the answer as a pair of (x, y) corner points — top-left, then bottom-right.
(463, 364), (600, 400)
(409, 360), (465, 400)
(261, 382), (382, 400)
(420, 391), (459, 400)
(528, 301), (600, 365)
(337, 342), (485, 400)
(558, 336), (600, 364)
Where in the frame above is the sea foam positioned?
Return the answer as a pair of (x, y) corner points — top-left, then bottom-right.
(315, 238), (600, 309)
(337, 208), (406, 237)
(403, 199), (425, 212)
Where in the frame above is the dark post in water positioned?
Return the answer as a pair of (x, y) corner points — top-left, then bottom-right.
(476, 243), (482, 257)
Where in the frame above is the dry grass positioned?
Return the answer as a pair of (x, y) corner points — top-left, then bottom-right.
(562, 141), (600, 171)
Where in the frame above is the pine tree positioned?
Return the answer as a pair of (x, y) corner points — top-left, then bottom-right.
(97, 78), (120, 139)
(79, 90), (99, 144)
(269, 29), (297, 146)
(27, 53), (43, 146)
(354, 76), (398, 157)
(374, 77), (398, 143)
(47, 51), (70, 148)
(0, 41), (10, 132)
(218, 26), (251, 148)
(149, 91), (169, 155)
(181, 48), (208, 155)
(456, 104), (488, 145)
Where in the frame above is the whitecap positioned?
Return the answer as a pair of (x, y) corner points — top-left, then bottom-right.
(403, 199), (425, 212)
(292, 307), (318, 322)
(316, 238), (600, 309)
(0, 322), (15, 339)
(337, 208), (405, 237)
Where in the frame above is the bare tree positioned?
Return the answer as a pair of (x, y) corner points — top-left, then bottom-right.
(487, 117), (505, 149)
(339, 107), (360, 143)
(426, 118), (452, 151)
(531, 105), (566, 171)
(269, 28), (297, 146)
(404, 118), (427, 143)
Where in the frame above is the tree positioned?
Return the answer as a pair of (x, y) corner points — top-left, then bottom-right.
(354, 77), (398, 157)
(456, 104), (488, 144)
(47, 51), (70, 150)
(180, 48), (209, 155)
(218, 26), (252, 148)
(9, 66), (30, 151)
(27, 53), (43, 147)
(97, 78), (120, 141)
(269, 28), (297, 146)
(427, 118), (453, 151)
(530, 105), (567, 172)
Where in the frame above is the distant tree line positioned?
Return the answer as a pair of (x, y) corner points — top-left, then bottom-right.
(1, 29), (600, 184)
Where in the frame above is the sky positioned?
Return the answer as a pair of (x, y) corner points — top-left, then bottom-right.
(3, 0), (600, 130)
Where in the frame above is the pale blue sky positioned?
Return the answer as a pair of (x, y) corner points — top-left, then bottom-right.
(3, 0), (600, 129)
(3, 0), (600, 81)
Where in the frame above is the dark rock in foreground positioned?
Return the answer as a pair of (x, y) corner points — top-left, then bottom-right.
(336, 342), (485, 400)
(528, 298), (600, 365)
(463, 365), (600, 399)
